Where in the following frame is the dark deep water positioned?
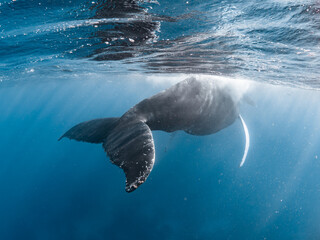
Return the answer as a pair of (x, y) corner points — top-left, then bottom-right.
(1, 0), (320, 239)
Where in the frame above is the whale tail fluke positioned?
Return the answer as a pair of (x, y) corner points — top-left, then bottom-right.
(59, 118), (155, 193)
(58, 118), (120, 143)
(104, 120), (155, 192)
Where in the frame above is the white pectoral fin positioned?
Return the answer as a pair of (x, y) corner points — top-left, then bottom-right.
(239, 115), (250, 167)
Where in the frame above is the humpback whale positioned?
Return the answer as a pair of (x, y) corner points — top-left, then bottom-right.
(59, 77), (249, 192)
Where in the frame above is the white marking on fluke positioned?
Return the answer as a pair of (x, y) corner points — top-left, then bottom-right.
(239, 115), (250, 167)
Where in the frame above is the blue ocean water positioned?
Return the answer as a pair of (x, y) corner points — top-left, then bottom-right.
(1, 0), (320, 239)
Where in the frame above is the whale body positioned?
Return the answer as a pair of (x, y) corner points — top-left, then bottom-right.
(59, 77), (248, 192)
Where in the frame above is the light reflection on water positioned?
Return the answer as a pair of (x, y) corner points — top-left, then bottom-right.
(1, 0), (320, 88)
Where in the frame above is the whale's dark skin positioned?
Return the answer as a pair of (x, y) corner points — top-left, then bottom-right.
(125, 77), (239, 134)
(59, 77), (239, 192)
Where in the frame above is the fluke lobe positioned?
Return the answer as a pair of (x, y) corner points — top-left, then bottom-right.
(59, 77), (249, 192)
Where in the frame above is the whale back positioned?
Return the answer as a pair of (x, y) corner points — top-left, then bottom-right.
(127, 77), (239, 135)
